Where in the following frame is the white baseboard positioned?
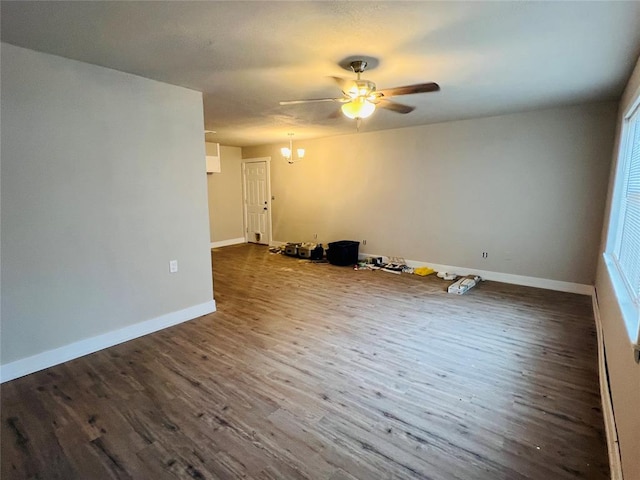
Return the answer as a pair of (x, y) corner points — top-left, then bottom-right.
(269, 240), (286, 247)
(210, 237), (245, 249)
(592, 294), (623, 479)
(0, 300), (216, 383)
(359, 252), (593, 295)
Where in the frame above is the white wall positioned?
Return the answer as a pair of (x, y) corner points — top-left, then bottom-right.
(1, 44), (214, 373)
(243, 102), (616, 286)
(594, 54), (640, 480)
(206, 144), (244, 245)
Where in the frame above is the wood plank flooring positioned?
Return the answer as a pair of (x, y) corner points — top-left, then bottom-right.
(1, 244), (608, 479)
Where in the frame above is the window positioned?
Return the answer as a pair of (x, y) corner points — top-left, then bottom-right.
(605, 93), (640, 352)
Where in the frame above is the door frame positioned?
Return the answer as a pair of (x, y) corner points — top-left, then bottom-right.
(241, 157), (273, 245)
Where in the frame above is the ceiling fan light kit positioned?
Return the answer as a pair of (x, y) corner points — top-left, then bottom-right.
(279, 58), (440, 124)
(341, 97), (376, 119)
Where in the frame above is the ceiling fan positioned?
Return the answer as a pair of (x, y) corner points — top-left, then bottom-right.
(279, 60), (440, 121)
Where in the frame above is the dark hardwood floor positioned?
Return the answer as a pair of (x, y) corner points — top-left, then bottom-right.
(1, 244), (608, 479)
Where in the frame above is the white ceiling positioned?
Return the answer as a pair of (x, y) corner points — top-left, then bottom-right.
(2, 1), (640, 147)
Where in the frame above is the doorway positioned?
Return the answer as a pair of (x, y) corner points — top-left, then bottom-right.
(242, 157), (272, 245)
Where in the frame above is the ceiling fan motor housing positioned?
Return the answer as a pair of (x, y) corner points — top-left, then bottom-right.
(350, 60), (368, 74)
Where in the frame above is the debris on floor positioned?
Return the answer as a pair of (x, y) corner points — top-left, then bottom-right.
(356, 257), (438, 276)
(381, 263), (405, 274)
(448, 275), (482, 295)
(437, 271), (458, 281)
(274, 244), (480, 291)
(414, 266), (435, 276)
(376, 256), (405, 274)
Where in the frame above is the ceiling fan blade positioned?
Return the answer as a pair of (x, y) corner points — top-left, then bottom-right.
(279, 98), (344, 105)
(377, 82), (440, 98)
(377, 98), (415, 114)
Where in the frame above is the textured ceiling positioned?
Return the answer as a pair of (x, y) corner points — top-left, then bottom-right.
(2, 1), (640, 147)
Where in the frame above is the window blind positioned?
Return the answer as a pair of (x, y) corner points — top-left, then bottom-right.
(613, 106), (640, 307)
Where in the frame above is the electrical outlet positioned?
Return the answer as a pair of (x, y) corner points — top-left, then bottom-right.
(169, 260), (178, 273)
(362, 239), (367, 246)
(313, 233), (318, 240)
(482, 252), (488, 259)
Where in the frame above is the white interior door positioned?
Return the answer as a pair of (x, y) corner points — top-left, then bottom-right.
(242, 158), (271, 245)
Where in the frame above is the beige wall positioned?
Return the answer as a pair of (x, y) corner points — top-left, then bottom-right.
(206, 144), (244, 244)
(594, 55), (640, 480)
(244, 102), (616, 285)
(1, 44), (213, 365)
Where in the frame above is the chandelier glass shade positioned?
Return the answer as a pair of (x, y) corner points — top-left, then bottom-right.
(281, 134), (304, 163)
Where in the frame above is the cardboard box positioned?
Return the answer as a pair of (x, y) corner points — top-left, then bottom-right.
(284, 243), (301, 256)
(298, 243), (317, 258)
